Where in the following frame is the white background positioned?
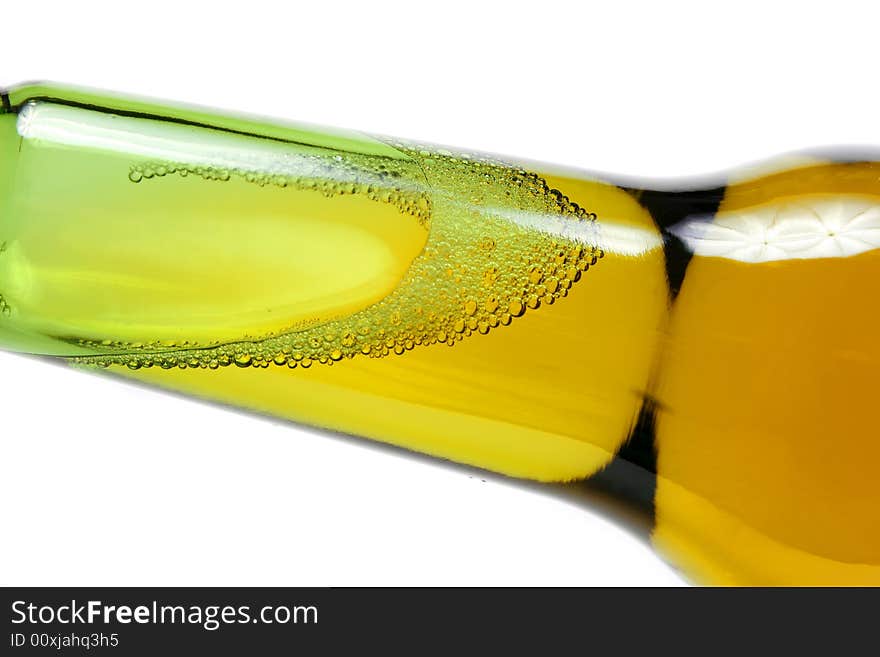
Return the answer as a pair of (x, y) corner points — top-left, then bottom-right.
(1, 0), (877, 586)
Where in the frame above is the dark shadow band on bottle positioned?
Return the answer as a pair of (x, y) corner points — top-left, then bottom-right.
(630, 185), (727, 297)
(576, 184), (728, 533)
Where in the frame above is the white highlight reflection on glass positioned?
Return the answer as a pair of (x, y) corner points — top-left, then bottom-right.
(15, 101), (388, 186)
(497, 208), (664, 257)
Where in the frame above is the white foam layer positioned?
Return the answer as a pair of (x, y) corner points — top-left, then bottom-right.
(671, 196), (880, 262)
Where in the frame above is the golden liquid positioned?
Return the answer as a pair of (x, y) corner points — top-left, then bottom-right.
(654, 163), (880, 584)
(124, 170), (667, 482)
(1, 84), (878, 584)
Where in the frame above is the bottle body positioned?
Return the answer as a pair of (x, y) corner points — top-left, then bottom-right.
(0, 83), (878, 584)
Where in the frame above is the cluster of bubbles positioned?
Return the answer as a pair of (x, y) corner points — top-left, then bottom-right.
(76, 141), (602, 372)
(127, 152), (432, 228)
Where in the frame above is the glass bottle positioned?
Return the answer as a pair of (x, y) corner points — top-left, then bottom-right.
(1, 82), (878, 585)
